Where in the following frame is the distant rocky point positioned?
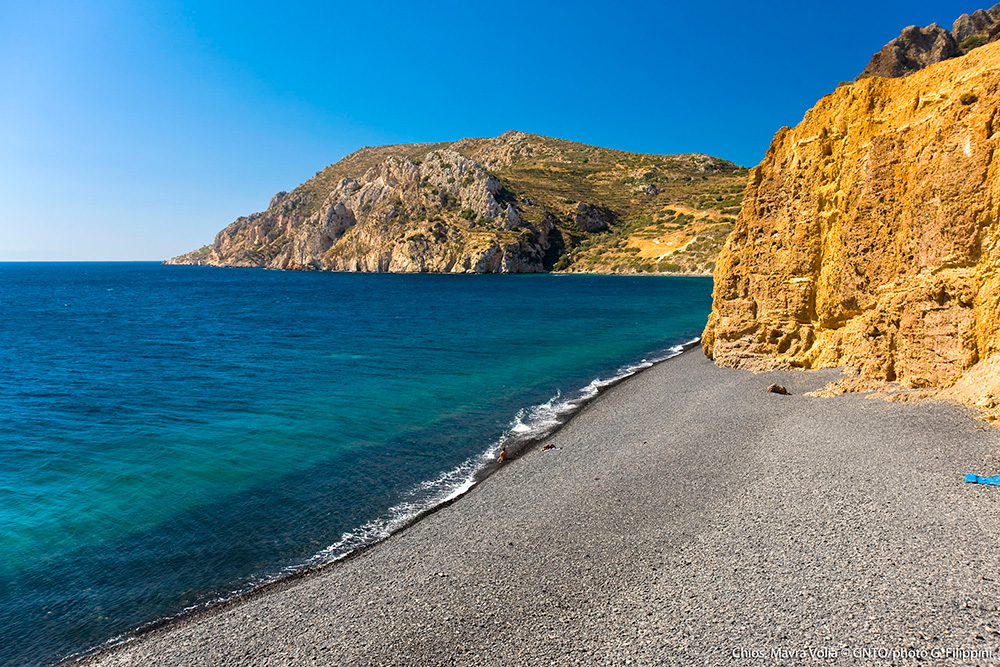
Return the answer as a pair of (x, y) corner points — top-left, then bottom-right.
(166, 132), (746, 275)
(858, 4), (1000, 78)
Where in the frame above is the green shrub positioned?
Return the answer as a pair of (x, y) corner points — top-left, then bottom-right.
(961, 35), (988, 51)
(960, 92), (979, 105)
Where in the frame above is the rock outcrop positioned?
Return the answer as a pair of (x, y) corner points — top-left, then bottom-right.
(954, 8), (1000, 43)
(858, 23), (959, 79)
(704, 40), (1000, 414)
(167, 132), (746, 275)
(574, 203), (614, 233)
(858, 5), (1000, 79)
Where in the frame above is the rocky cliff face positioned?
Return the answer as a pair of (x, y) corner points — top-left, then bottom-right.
(704, 40), (1000, 413)
(858, 5), (1000, 79)
(199, 149), (545, 273)
(167, 132), (746, 274)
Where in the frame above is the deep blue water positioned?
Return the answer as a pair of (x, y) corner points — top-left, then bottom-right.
(0, 263), (712, 666)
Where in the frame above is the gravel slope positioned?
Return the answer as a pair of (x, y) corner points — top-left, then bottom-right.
(77, 350), (1000, 666)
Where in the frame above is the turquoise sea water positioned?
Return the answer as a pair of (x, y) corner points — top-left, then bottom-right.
(0, 263), (712, 666)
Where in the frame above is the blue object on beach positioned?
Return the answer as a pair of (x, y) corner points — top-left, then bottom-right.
(965, 474), (1000, 485)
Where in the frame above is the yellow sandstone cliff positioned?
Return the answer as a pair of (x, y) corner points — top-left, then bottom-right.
(703, 40), (1000, 416)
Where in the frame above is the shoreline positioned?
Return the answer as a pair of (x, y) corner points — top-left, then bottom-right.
(76, 348), (1000, 666)
(162, 262), (715, 278)
(62, 340), (702, 666)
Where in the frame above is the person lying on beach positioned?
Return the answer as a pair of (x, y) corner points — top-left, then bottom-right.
(497, 445), (509, 463)
(542, 443), (557, 450)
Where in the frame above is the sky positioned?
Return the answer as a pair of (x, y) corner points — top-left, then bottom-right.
(0, 0), (985, 260)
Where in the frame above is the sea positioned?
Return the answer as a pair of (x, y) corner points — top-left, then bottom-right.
(0, 262), (712, 666)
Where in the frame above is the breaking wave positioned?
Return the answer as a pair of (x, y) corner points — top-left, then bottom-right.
(304, 338), (699, 566)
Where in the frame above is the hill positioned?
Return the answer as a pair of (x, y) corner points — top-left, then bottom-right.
(166, 132), (746, 274)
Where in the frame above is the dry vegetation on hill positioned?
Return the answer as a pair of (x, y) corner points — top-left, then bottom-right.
(168, 132), (746, 274)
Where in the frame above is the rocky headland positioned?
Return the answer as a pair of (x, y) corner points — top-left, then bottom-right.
(166, 132), (746, 275)
(704, 34), (1000, 418)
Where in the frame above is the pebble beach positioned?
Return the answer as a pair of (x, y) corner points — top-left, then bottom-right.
(76, 349), (1000, 666)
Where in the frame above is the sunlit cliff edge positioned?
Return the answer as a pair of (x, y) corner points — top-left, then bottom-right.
(704, 39), (1000, 418)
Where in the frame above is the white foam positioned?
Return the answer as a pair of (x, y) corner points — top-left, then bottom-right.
(302, 338), (698, 567)
(78, 339), (700, 663)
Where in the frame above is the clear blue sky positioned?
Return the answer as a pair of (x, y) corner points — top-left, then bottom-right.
(0, 0), (981, 260)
